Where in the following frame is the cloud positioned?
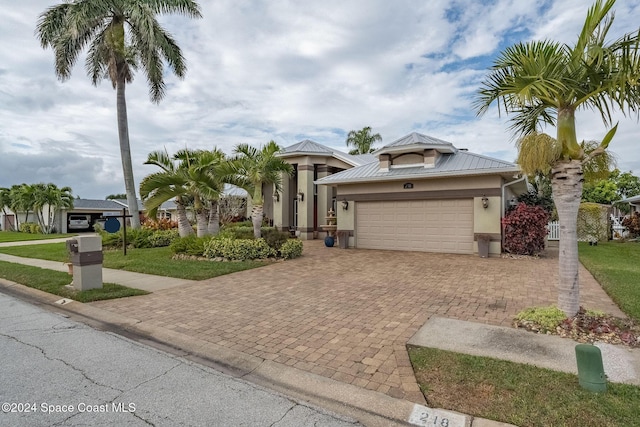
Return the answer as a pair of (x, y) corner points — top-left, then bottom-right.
(1, 0), (639, 200)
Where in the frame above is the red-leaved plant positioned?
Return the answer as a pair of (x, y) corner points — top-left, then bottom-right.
(502, 203), (550, 255)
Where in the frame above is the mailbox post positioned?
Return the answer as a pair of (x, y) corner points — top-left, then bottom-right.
(66, 235), (103, 291)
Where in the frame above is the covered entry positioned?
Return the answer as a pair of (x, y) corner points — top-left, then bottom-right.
(355, 199), (474, 254)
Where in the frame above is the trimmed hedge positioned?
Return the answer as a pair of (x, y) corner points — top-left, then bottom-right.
(280, 239), (303, 259)
(204, 238), (276, 261)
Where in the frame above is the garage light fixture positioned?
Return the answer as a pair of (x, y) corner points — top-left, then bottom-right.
(482, 195), (489, 209)
(341, 199), (349, 211)
(272, 192), (279, 202)
(297, 191), (304, 202)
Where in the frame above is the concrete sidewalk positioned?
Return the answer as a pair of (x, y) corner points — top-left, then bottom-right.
(408, 316), (640, 386)
(0, 252), (196, 292)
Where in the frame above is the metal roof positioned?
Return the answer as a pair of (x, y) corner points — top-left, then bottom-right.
(277, 139), (374, 167)
(378, 132), (455, 150)
(315, 150), (520, 185)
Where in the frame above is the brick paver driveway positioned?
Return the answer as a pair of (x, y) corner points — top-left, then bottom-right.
(92, 241), (623, 403)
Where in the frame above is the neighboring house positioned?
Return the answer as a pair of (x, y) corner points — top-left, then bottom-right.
(269, 132), (527, 255)
(152, 184), (248, 222)
(621, 194), (640, 214)
(58, 199), (127, 233)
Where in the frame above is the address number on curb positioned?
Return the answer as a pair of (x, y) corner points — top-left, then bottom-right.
(408, 404), (468, 427)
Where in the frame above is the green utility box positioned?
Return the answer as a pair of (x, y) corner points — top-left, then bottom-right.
(575, 344), (607, 392)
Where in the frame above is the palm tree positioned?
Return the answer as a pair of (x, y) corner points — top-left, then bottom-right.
(345, 126), (382, 155)
(174, 148), (226, 237)
(475, 0), (640, 316)
(9, 184), (36, 229)
(32, 183), (74, 234)
(141, 149), (195, 237)
(141, 148), (227, 237)
(227, 141), (293, 238)
(0, 187), (14, 231)
(36, 0), (202, 229)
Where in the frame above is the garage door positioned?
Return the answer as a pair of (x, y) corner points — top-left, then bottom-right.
(356, 199), (474, 254)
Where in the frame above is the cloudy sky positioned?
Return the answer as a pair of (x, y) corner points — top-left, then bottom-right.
(1, 0), (639, 199)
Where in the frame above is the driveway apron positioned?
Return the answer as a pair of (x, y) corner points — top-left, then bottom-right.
(91, 241), (624, 403)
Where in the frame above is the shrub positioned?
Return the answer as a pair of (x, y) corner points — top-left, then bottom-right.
(143, 217), (178, 231)
(19, 222), (40, 233)
(128, 228), (154, 248)
(262, 228), (290, 251)
(622, 212), (640, 238)
(515, 306), (567, 333)
(502, 203), (550, 255)
(169, 235), (211, 256)
(149, 229), (180, 247)
(220, 225), (277, 240)
(280, 239), (303, 259)
(204, 238), (276, 261)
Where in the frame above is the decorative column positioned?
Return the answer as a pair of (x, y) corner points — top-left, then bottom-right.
(273, 171), (290, 231)
(297, 159), (315, 240)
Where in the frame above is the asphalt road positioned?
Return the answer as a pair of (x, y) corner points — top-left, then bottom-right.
(0, 292), (361, 427)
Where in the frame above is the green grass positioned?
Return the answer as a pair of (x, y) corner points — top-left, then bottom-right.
(409, 346), (640, 427)
(579, 241), (640, 322)
(0, 231), (73, 243)
(0, 243), (267, 280)
(0, 261), (148, 302)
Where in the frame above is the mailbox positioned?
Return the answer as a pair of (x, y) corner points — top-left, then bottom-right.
(65, 236), (103, 291)
(66, 239), (78, 254)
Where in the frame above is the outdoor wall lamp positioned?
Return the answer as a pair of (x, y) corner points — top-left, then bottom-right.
(273, 192), (279, 202)
(297, 191), (304, 202)
(341, 199), (349, 210)
(481, 195), (489, 209)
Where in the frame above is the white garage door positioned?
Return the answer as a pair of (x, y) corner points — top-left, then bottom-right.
(356, 199), (474, 254)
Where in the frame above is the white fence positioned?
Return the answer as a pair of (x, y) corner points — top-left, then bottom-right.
(547, 220), (628, 241)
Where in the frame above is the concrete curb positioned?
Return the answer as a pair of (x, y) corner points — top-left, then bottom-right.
(0, 278), (514, 427)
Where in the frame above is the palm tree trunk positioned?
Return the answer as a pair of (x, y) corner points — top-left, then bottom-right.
(116, 76), (141, 229)
(551, 159), (584, 317)
(208, 200), (220, 235)
(175, 201), (194, 237)
(251, 204), (263, 238)
(196, 209), (208, 237)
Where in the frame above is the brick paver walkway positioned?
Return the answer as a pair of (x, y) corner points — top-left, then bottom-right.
(91, 242), (624, 403)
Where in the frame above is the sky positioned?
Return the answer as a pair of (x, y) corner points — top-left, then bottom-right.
(1, 0), (639, 200)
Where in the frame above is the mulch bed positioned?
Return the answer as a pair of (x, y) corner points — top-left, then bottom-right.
(515, 307), (640, 348)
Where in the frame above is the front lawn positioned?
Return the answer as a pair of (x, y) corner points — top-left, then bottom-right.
(409, 346), (640, 427)
(579, 241), (640, 322)
(0, 243), (267, 280)
(0, 261), (147, 302)
(0, 231), (73, 243)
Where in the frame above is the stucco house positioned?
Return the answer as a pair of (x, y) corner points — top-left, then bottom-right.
(269, 132), (527, 255)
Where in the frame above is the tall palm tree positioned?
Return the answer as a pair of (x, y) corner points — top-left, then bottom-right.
(227, 141), (293, 238)
(345, 126), (382, 155)
(475, 0), (640, 316)
(36, 0), (202, 229)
